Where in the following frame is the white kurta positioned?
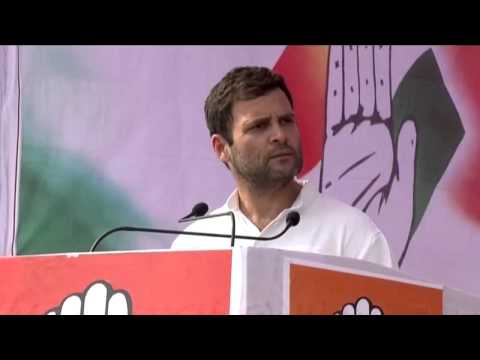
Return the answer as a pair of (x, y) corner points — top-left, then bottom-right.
(171, 180), (393, 268)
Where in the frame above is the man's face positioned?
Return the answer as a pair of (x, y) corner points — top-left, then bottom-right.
(224, 88), (303, 188)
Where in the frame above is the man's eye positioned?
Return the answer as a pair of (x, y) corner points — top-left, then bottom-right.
(252, 123), (267, 130)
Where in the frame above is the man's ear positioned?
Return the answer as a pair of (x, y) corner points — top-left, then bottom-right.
(211, 134), (231, 167)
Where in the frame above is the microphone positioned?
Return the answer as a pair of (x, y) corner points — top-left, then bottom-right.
(286, 211), (300, 226)
(179, 209), (237, 247)
(178, 208), (301, 247)
(89, 208), (301, 252)
(179, 202), (209, 220)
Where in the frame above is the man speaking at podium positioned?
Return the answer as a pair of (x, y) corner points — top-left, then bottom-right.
(171, 66), (393, 268)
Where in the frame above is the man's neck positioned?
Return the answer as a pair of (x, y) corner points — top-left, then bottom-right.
(236, 179), (302, 231)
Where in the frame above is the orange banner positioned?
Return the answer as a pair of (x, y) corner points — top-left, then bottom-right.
(0, 250), (232, 314)
(290, 264), (443, 315)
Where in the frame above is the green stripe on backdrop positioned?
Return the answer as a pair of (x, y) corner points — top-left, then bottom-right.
(17, 140), (152, 255)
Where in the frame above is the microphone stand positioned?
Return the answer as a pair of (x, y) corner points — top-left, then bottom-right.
(90, 211), (299, 252)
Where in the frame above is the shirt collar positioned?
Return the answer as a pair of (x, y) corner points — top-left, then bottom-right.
(224, 177), (313, 213)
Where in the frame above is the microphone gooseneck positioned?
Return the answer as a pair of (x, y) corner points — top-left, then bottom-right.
(90, 205), (300, 252)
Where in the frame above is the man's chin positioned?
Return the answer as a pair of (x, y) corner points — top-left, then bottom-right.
(269, 163), (299, 177)
(268, 169), (298, 184)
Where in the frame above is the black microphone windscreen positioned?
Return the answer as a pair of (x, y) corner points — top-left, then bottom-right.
(286, 211), (300, 226)
(192, 202), (209, 217)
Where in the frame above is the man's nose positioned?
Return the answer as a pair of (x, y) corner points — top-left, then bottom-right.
(269, 122), (288, 144)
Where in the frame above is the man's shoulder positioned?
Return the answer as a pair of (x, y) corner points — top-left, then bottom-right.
(170, 204), (231, 250)
(175, 206), (228, 235)
(306, 191), (392, 267)
(309, 191), (364, 216)
(307, 192), (379, 229)
(301, 182), (365, 216)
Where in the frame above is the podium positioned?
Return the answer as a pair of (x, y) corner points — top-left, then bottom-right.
(0, 247), (478, 314)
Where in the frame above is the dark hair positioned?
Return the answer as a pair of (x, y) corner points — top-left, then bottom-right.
(204, 66), (294, 144)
